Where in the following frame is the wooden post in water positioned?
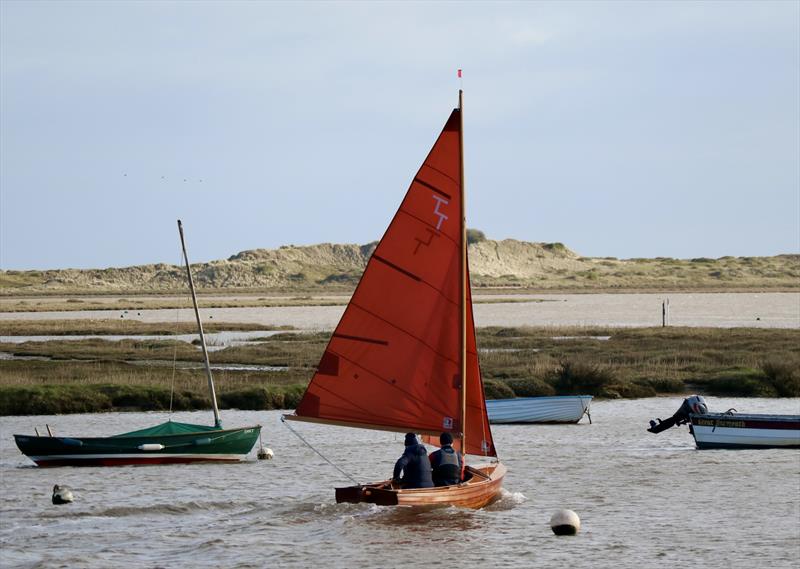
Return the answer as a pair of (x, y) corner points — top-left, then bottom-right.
(177, 219), (222, 428)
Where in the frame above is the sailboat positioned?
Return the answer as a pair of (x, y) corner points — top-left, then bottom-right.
(12, 221), (262, 467)
(284, 91), (506, 507)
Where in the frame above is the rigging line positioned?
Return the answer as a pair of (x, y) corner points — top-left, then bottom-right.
(281, 415), (359, 485)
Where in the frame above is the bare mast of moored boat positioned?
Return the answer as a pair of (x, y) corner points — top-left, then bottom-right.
(177, 219), (222, 428)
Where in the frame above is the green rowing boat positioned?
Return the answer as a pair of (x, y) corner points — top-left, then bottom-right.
(13, 221), (262, 467)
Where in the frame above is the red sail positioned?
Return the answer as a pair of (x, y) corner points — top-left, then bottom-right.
(293, 108), (496, 457)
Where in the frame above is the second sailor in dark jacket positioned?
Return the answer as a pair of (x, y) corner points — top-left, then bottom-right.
(429, 432), (462, 486)
(392, 433), (434, 489)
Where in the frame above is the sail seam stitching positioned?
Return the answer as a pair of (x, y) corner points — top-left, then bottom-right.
(420, 162), (459, 187)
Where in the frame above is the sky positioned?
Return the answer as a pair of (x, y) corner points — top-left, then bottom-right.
(1, 0), (798, 270)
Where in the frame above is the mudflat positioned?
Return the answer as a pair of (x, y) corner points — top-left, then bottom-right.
(1, 292), (797, 329)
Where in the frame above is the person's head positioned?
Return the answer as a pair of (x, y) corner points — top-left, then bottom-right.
(440, 432), (453, 446)
(404, 433), (418, 446)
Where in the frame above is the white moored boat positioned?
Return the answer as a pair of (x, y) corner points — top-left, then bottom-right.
(486, 396), (592, 424)
(689, 413), (800, 449)
(648, 396), (800, 449)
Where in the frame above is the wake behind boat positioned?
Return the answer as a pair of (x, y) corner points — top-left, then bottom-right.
(486, 395), (592, 424)
(13, 221), (261, 467)
(284, 91), (505, 508)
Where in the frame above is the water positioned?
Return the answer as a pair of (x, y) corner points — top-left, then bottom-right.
(2, 397), (799, 568)
(2, 292), (798, 329)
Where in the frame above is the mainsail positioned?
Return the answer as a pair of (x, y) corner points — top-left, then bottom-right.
(291, 108), (496, 457)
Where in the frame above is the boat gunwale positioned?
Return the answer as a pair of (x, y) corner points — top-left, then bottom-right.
(486, 395), (593, 403)
(690, 413), (800, 422)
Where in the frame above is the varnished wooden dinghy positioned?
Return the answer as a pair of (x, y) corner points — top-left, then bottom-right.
(336, 463), (506, 508)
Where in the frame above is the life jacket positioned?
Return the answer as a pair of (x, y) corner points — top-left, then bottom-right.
(433, 446), (461, 486)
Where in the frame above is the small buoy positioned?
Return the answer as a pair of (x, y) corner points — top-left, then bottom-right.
(52, 485), (74, 505)
(550, 509), (580, 535)
(257, 447), (274, 460)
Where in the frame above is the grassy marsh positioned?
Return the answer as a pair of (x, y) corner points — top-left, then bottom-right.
(0, 326), (797, 415)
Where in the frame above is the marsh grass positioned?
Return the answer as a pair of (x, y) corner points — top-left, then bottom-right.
(476, 326), (800, 399)
(1, 326), (798, 414)
(761, 356), (800, 397)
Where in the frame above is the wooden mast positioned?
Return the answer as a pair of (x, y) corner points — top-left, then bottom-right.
(177, 219), (222, 428)
(458, 89), (467, 466)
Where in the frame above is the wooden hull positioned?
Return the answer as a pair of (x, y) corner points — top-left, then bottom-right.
(690, 413), (800, 449)
(13, 425), (262, 467)
(335, 462), (506, 508)
(486, 396), (592, 424)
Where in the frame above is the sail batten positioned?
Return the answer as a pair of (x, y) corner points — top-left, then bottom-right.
(372, 255), (423, 282)
(413, 177), (452, 199)
(292, 107), (497, 457)
(331, 333), (389, 346)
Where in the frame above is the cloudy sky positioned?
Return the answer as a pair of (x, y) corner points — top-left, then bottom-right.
(1, 0), (798, 270)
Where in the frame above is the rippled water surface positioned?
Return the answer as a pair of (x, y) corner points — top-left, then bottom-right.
(2, 397), (799, 568)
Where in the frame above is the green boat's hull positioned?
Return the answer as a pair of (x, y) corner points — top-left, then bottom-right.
(14, 422), (262, 467)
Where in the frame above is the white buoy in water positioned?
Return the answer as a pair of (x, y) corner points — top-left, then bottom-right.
(52, 485), (74, 505)
(550, 509), (580, 535)
(257, 447), (274, 460)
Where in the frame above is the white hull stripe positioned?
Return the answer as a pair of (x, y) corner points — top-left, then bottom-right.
(30, 453), (245, 461)
(693, 426), (800, 447)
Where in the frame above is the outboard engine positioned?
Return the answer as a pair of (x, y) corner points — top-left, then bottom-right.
(647, 395), (708, 434)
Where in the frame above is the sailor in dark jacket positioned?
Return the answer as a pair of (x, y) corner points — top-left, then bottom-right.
(429, 432), (462, 486)
(392, 433), (434, 489)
